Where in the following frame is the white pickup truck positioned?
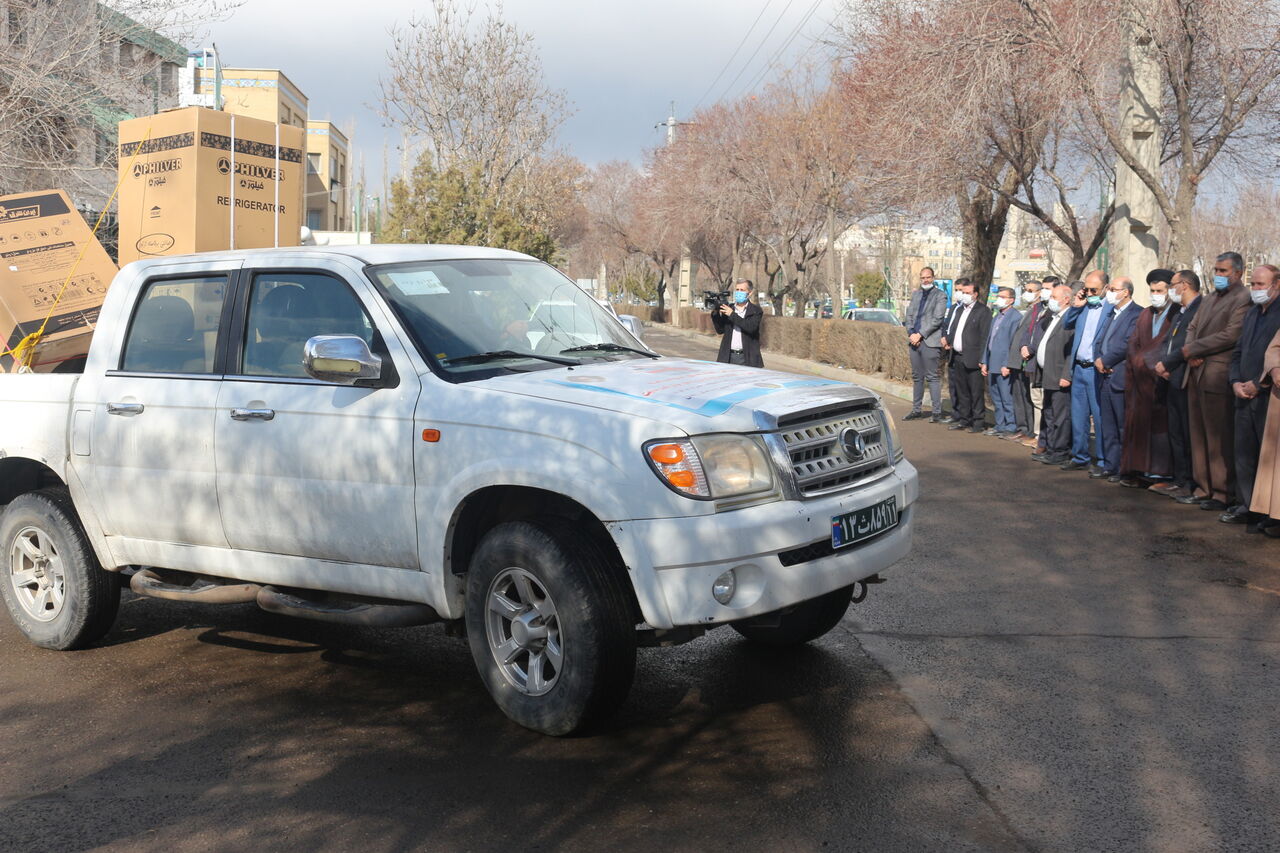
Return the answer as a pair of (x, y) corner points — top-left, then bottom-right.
(0, 245), (917, 734)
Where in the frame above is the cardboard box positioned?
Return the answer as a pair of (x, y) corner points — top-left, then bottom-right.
(0, 190), (118, 372)
(117, 107), (304, 265)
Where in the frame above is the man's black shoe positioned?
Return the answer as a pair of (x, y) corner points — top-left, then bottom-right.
(1060, 460), (1087, 471)
(1219, 506), (1253, 523)
(1088, 467), (1111, 479)
(1119, 477), (1146, 488)
(938, 415), (955, 424)
(1200, 499), (1229, 511)
(948, 422), (968, 431)
(1174, 493), (1204, 505)
(929, 414), (942, 423)
(969, 425), (985, 433)
(1030, 452), (1049, 462)
(983, 427), (999, 436)
(903, 410), (924, 421)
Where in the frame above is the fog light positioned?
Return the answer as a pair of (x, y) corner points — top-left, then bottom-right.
(712, 569), (737, 605)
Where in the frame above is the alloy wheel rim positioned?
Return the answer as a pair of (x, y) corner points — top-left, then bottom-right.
(9, 525), (66, 622)
(485, 567), (563, 696)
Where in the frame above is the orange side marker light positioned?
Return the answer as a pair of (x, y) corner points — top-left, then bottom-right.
(422, 429), (441, 443)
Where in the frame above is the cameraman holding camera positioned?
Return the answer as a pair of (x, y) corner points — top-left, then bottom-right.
(711, 279), (764, 367)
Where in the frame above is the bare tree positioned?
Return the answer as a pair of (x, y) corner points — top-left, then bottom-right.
(378, 0), (570, 208)
(0, 0), (235, 203)
(1015, 0), (1280, 266)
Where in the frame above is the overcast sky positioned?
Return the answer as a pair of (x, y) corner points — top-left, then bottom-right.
(205, 0), (843, 189)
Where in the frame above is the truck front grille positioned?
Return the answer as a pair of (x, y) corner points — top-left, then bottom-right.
(779, 406), (890, 497)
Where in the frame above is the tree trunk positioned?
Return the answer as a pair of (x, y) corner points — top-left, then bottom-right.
(1165, 177), (1197, 269)
(959, 185), (1012, 302)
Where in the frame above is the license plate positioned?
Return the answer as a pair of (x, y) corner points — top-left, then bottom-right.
(831, 497), (899, 549)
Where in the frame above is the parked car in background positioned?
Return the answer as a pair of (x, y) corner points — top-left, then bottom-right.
(841, 308), (902, 326)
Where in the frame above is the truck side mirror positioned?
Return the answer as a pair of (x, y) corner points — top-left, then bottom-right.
(303, 335), (382, 384)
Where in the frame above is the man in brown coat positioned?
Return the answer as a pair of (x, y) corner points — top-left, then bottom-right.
(1182, 251), (1252, 509)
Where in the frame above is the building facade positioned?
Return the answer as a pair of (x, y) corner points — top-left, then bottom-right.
(305, 122), (349, 232)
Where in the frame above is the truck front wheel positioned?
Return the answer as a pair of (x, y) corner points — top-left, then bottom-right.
(464, 519), (636, 736)
(732, 585), (854, 647)
(0, 489), (120, 650)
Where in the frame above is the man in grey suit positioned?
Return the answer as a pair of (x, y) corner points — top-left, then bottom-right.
(904, 267), (948, 421)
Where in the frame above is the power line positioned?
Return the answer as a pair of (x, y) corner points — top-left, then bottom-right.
(692, 0), (775, 113)
(711, 0), (799, 107)
(735, 0), (825, 98)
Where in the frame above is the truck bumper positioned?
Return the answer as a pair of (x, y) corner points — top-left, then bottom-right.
(609, 460), (918, 629)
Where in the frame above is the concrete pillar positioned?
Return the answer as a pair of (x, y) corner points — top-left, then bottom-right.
(1109, 15), (1162, 303)
(677, 251), (694, 307)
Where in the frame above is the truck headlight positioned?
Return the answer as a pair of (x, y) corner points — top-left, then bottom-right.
(645, 435), (774, 499)
(880, 406), (905, 463)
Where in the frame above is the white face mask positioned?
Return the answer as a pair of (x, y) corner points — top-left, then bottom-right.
(1039, 288), (1052, 301)
(1150, 292), (1168, 309)
(1047, 298), (1064, 314)
(1169, 289), (1184, 305)
(1251, 288), (1273, 305)
(1022, 291), (1037, 304)
(1105, 290), (1121, 305)
(920, 281), (934, 289)
(958, 292), (974, 307)
(996, 297), (1012, 309)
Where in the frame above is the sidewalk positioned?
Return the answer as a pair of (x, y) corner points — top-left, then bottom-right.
(652, 322), (915, 404)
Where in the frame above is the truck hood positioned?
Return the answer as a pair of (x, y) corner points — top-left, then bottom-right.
(477, 358), (879, 434)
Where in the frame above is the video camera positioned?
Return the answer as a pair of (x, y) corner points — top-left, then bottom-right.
(703, 289), (731, 312)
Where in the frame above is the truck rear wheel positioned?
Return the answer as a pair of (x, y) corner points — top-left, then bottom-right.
(732, 585), (854, 647)
(0, 489), (120, 650)
(464, 519), (636, 736)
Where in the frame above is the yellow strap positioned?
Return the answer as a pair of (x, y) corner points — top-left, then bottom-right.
(2, 126), (153, 368)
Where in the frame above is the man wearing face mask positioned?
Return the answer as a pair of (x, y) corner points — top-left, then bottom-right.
(944, 280), (992, 433)
(904, 267), (948, 421)
(939, 277), (971, 424)
(1223, 264), (1280, 530)
(1092, 276), (1141, 480)
(1155, 270), (1204, 500)
(1118, 270), (1178, 488)
(1005, 279), (1043, 443)
(1015, 275), (1059, 450)
(1181, 252), (1251, 509)
(981, 286), (1023, 437)
(1030, 283), (1077, 464)
(1060, 270), (1113, 473)
(712, 279), (764, 367)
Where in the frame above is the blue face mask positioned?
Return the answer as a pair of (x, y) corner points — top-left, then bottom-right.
(1214, 275), (1230, 291)
(1086, 295), (1103, 307)
(733, 290), (749, 305)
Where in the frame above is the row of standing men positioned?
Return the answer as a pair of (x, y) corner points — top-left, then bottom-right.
(903, 256), (1280, 535)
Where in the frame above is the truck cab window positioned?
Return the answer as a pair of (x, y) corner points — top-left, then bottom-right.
(120, 276), (226, 374)
(240, 272), (374, 378)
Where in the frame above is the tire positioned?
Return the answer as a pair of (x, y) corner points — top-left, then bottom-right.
(732, 584), (854, 647)
(464, 519), (636, 736)
(0, 489), (121, 650)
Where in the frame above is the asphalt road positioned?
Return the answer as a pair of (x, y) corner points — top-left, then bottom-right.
(2, 326), (1278, 852)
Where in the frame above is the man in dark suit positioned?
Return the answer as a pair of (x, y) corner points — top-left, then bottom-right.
(905, 267), (949, 421)
(1181, 252), (1251, 509)
(1155, 270), (1204, 500)
(938, 277), (969, 424)
(1060, 270), (1113, 473)
(712, 279), (764, 367)
(1224, 263), (1280, 530)
(1092, 276), (1142, 480)
(1030, 283), (1076, 464)
(944, 280), (992, 433)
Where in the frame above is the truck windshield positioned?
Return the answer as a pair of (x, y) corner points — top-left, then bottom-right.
(367, 258), (647, 377)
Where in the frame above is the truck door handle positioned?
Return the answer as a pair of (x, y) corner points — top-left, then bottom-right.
(106, 402), (144, 416)
(230, 407), (275, 421)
